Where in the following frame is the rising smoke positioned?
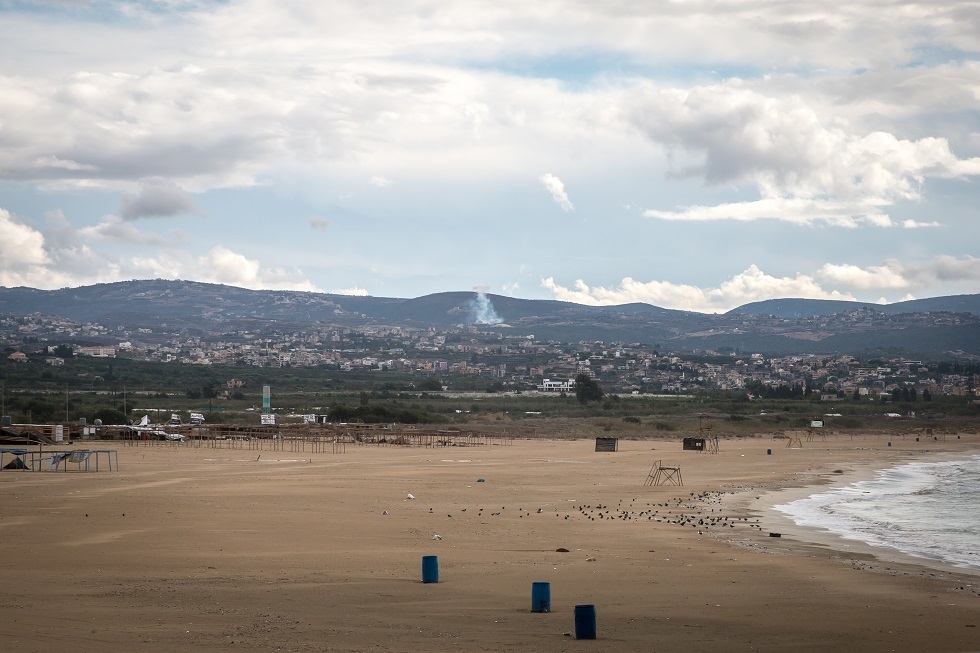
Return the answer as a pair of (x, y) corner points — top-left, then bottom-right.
(467, 285), (503, 325)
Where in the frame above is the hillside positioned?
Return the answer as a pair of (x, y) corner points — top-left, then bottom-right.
(1, 280), (979, 356)
(729, 294), (980, 318)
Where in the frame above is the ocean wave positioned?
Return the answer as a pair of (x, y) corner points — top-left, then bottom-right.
(774, 455), (980, 570)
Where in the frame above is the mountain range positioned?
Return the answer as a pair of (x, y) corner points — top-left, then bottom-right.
(2, 280), (979, 357)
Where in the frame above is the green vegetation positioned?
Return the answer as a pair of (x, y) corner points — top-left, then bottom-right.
(1, 355), (977, 430)
(574, 373), (604, 404)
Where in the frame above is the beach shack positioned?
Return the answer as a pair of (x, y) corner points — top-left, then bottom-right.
(595, 437), (618, 452)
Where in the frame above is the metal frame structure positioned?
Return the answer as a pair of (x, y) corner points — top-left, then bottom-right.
(645, 460), (683, 486)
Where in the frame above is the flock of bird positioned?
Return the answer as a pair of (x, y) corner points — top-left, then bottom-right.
(421, 490), (766, 535)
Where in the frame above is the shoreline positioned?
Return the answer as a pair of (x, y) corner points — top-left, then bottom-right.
(742, 448), (980, 579)
(3, 434), (980, 652)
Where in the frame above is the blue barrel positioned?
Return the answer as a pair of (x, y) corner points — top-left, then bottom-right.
(574, 604), (596, 640)
(915, 437), (919, 442)
(887, 442), (892, 447)
(422, 555), (439, 583)
(766, 449), (772, 455)
(531, 582), (551, 613)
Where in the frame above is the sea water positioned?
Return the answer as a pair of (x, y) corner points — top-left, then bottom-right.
(774, 455), (980, 570)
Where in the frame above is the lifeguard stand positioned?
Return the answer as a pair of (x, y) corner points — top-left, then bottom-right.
(700, 415), (719, 454)
(645, 460), (683, 486)
(805, 417), (827, 442)
(921, 427), (944, 442)
(786, 431), (803, 448)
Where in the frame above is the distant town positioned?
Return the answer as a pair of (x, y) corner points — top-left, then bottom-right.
(3, 312), (977, 402)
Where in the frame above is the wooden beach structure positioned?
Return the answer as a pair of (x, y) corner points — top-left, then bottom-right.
(113, 422), (514, 451)
(644, 460), (683, 486)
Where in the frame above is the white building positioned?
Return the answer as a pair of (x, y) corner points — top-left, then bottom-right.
(537, 378), (575, 392)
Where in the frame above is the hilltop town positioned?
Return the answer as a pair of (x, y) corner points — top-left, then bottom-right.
(3, 310), (977, 402)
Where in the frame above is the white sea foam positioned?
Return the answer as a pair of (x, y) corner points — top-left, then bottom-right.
(774, 455), (980, 570)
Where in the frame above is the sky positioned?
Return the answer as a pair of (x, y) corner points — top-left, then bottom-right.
(1, 1), (978, 313)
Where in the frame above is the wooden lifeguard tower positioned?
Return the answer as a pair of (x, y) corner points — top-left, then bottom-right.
(785, 431), (803, 448)
(805, 417), (827, 442)
(700, 415), (719, 454)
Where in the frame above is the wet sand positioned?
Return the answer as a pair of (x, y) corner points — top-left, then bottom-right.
(1, 434), (979, 652)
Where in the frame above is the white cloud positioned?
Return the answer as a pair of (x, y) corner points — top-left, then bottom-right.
(1, 3), (977, 202)
(128, 247), (319, 291)
(173, 2), (980, 76)
(816, 263), (908, 290)
(643, 197), (890, 228)
(543, 266), (856, 313)
(901, 219), (940, 229)
(714, 266), (854, 307)
(332, 285), (369, 296)
(192, 246), (319, 291)
(544, 255), (980, 311)
(0, 209), (49, 268)
(642, 200), (944, 229)
(0, 2), (977, 302)
(0, 217), (320, 291)
(38, 210), (122, 282)
(539, 173), (574, 212)
(633, 84), (980, 227)
(818, 256), (980, 292)
(0, 208), (123, 288)
(502, 281), (520, 295)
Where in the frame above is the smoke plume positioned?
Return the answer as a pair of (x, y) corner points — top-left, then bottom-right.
(467, 285), (503, 325)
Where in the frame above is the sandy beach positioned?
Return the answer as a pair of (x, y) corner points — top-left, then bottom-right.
(2, 433), (979, 652)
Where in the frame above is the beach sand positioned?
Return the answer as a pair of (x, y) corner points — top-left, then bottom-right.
(2, 433), (979, 652)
